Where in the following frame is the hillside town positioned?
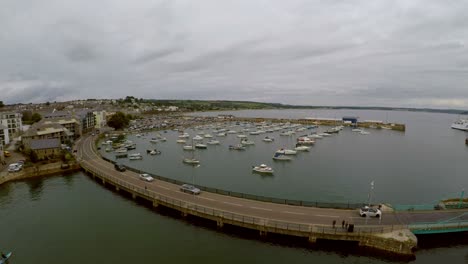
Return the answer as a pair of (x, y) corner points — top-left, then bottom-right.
(0, 97), (184, 167)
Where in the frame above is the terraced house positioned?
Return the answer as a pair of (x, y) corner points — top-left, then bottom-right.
(21, 122), (72, 152)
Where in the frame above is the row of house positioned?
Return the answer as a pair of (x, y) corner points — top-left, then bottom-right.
(0, 109), (108, 162)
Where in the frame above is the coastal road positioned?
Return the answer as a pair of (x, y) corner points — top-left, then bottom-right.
(77, 134), (468, 228)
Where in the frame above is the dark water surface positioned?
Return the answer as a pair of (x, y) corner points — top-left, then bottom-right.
(1, 173), (467, 264)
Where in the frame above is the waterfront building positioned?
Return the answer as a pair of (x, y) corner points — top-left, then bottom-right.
(75, 110), (96, 133)
(93, 110), (107, 129)
(0, 112), (23, 136)
(22, 122), (73, 151)
(29, 138), (61, 160)
(0, 124), (10, 146)
(41, 118), (81, 140)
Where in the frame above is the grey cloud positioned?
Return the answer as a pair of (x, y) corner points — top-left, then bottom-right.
(1, 0), (468, 109)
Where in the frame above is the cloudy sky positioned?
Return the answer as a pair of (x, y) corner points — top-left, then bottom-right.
(1, 0), (468, 109)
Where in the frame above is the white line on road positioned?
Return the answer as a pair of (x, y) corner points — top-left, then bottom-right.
(198, 197), (215, 201)
(251, 206), (273, 211)
(283, 211), (306, 215)
(223, 202), (243, 207)
(315, 214), (339, 218)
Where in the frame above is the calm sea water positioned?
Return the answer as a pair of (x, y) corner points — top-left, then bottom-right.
(1, 109), (468, 263)
(100, 109), (468, 206)
(1, 173), (467, 264)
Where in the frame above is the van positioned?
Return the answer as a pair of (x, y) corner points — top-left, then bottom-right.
(114, 163), (126, 172)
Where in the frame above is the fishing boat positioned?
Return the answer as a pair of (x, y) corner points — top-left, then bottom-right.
(0, 252), (12, 264)
(296, 136), (315, 145)
(252, 164), (274, 174)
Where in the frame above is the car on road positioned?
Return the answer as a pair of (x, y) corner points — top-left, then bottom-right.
(180, 184), (201, 195)
(114, 163), (126, 172)
(8, 163), (22, 172)
(139, 173), (154, 182)
(359, 206), (381, 217)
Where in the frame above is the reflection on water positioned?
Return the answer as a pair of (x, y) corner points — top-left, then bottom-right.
(25, 178), (44, 201)
(62, 174), (75, 189)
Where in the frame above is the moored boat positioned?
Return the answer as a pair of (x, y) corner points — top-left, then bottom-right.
(276, 148), (297, 155)
(451, 119), (468, 131)
(252, 164), (274, 174)
(229, 144), (246, 150)
(272, 152), (292, 161)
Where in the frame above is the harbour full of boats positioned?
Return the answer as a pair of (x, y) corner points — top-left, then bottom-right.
(99, 120), (391, 176)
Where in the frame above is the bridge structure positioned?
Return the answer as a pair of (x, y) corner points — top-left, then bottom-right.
(76, 134), (468, 257)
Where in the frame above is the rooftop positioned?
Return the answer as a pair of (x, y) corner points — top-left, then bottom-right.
(30, 138), (61, 150)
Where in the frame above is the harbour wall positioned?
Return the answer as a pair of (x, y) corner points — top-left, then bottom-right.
(0, 162), (81, 186)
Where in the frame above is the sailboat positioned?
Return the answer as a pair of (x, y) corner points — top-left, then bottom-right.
(183, 140), (200, 165)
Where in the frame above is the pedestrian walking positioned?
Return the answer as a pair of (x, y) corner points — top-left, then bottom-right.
(332, 220), (336, 228)
(342, 220), (345, 228)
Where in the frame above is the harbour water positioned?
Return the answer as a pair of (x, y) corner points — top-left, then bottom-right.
(100, 109), (468, 206)
(1, 109), (468, 263)
(1, 173), (467, 264)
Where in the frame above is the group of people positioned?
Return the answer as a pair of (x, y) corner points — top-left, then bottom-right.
(332, 220), (351, 230)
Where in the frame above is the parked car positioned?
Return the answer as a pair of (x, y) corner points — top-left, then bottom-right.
(114, 163), (126, 172)
(139, 173), (154, 182)
(359, 206), (381, 217)
(3, 150), (11, 157)
(180, 184), (201, 195)
(8, 163), (22, 172)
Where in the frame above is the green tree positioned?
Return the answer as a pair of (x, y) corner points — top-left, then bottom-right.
(22, 110), (32, 123)
(107, 111), (130, 130)
(31, 113), (42, 123)
(46, 101), (50, 106)
(0, 101), (4, 107)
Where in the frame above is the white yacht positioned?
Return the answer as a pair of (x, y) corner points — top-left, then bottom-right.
(276, 149), (297, 155)
(193, 135), (204, 141)
(237, 134), (247, 138)
(183, 158), (200, 164)
(263, 136), (274, 142)
(272, 152), (292, 161)
(252, 164), (274, 174)
(195, 143), (207, 149)
(183, 145), (195, 150)
(451, 119), (468, 131)
(207, 140), (220, 145)
(176, 139), (186, 144)
(204, 134), (213, 138)
(294, 145), (310, 151)
(129, 153), (143, 160)
(241, 139), (255, 145)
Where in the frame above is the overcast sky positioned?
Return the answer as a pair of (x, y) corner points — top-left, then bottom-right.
(1, 0), (468, 109)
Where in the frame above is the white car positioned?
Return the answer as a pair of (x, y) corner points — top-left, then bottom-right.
(8, 163), (22, 172)
(139, 173), (154, 182)
(359, 206), (381, 217)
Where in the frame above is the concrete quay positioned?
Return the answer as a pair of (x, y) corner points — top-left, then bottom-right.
(78, 135), (417, 257)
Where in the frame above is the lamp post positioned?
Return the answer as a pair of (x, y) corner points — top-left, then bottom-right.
(458, 188), (465, 209)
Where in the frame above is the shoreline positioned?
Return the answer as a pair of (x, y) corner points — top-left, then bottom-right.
(0, 162), (81, 186)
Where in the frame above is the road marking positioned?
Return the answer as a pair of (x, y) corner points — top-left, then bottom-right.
(223, 202), (243, 207)
(315, 214), (339, 218)
(283, 211), (305, 215)
(250, 206), (273, 211)
(198, 197), (215, 201)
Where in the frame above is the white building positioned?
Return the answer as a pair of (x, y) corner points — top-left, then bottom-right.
(93, 110), (107, 129)
(0, 112), (22, 136)
(0, 124), (9, 146)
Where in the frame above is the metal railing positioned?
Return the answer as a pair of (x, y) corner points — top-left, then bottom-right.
(81, 160), (403, 236)
(99, 155), (368, 210)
